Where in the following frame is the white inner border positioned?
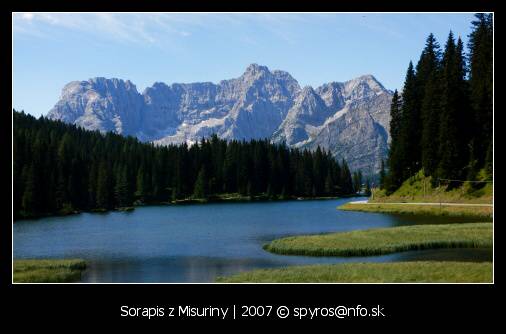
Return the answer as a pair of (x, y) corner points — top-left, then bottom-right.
(11, 11), (495, 285)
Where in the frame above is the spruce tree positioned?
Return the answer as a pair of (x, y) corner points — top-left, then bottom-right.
(364, 179), (371, 196)
(193, 167), (208, 199)
(340, 160), (353, 195)
(379, 159), (386, 190)
(21, 164), (36, 217)
(324, 170), (334, 195)
(96, 160), (111, 209)
(353, 171), (362, 194)
(484, 141), (493, 180)
(438, 32), (470, 183)
(399, 61), (420, 180)
(466, 140), (479, 186)
(468, 13), (493, 166)
(114, 166), (130, 207)
(419, 34), (443, 177)
(135, 165), (147, 202)
(386, 89), (404, 192)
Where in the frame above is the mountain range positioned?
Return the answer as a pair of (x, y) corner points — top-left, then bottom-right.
(47, 64), (392, 174)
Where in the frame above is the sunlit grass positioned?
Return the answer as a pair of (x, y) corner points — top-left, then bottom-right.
(372, 170), (493, 204)
(339, 203), (492, 219)
(217, 261), (492, 283)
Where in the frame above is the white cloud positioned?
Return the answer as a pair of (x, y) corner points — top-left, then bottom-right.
(12, 13), (201, 46)
(12, 13), (350, 49)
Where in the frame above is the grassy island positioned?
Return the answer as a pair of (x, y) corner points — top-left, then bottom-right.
(263, 223), (492, 257)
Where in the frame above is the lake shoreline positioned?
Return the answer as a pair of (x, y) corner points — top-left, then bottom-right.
(14, 193), (364, 222)
(15, 197), (491, 283)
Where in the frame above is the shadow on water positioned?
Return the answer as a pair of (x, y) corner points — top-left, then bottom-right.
(14, 197), (492, 283)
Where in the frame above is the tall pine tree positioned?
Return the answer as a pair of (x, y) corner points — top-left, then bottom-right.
(438, 32), (470, 183)
(418, 34), (443, 178)
(401, 61), (422, 178)
(468, 13), (493, 167)
(386, 89), (404, 192)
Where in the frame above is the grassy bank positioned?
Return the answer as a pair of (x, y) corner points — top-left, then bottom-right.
(339, 202), (492, 219)
(372, 170), (493, 204)
(217, 261), (492, 283)
(263, 223), (492, 257)
(13, 259), (87, 283)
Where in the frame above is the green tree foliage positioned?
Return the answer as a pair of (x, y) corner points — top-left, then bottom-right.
(386, 89), (404, 192)
(399, 61), (420, 179)
(96, 159), (112, 209)
(437, 33), (470, 183)
(353, 170), (363, 194)
(386, 14), (493, 192)
(193, 167), (208, 199)
(379, 159), (386, 190)
(21, 164), (37, 217)
(364, 179), (372, 196)
(339, 159), (354, 195)
(419, 34), (443, 177)
(114, 166), (131, 207)
(13, 110), (356, 219)
(468, 13), (493, 166)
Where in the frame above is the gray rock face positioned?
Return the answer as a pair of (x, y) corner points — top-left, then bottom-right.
(273, 75), (393, 175)
(48, 78), (145, 135)
(47, 64), (392, 174)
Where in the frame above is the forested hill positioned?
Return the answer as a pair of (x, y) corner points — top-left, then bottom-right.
(13, 110), (356, 220)
(381, 14), (493, 193)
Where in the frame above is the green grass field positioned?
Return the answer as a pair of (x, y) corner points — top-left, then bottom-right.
(339, 202), (492, 219)
(217, 261), (492, 283)
(263, 223), (492, 257)
(13, 259), (87, 283)
(372, 170), (493, 204)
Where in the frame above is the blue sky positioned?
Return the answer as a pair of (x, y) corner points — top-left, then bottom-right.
(13, 13), (477, 117)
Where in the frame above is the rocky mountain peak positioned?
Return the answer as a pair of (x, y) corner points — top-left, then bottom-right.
(47, 65), (392, 174)
(342, 74), (388, 101)
(244, 63), (270, 75)
(295, 86), (322, 109)
(86, 77), (138, 92)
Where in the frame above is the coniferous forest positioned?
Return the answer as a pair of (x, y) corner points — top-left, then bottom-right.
(382, 13), (493, 193)
(13, 111), (356, 220)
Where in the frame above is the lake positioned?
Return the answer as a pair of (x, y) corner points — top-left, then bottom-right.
(13, 197), (491, 283)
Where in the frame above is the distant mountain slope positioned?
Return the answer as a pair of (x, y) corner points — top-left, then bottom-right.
(47, 64), (392, 173)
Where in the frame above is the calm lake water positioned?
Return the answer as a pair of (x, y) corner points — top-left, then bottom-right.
(13, 197), (491, 283)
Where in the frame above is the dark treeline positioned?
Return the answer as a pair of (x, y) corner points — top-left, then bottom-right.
(14, 111), (356, 219)
(382, 13), (493, 193)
